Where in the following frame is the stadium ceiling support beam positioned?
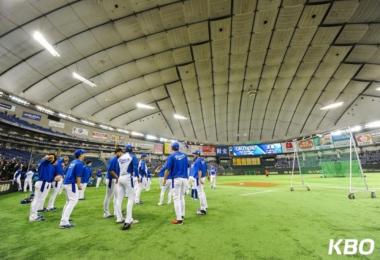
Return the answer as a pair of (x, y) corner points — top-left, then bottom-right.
(2, 0), (186, 79)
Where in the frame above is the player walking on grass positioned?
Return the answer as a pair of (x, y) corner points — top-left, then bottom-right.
(157, 162), (172, 205)
(135, 153), (147, 204)
(192, 150), (208, 215)
(59, 149), (86, 229)
(46, 156), (67, 211)
(103, 148), (122, 218)
(163, 142), (188, 225)
(115, 144), (139, 230)
(24, 168), (35, 192)
(29, 154), (59, 222)
(210, 165), (217, 189)
(79, 161), (92, 200)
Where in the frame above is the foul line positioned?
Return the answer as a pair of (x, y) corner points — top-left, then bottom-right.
(240, 190), (276, 196)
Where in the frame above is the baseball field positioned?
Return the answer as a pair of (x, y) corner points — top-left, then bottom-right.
(1, 174), (380, 259)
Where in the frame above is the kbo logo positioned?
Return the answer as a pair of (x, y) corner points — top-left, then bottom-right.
(328, 239), (375, 256)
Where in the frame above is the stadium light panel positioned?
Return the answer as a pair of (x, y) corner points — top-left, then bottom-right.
(81, 119), (95, 126)
(9, 96), (30, 106)
(376, 87), (380, 91)
(331, 130), (342, 136)
(174, 114), (187, 120)
(136, 103), (154, 110)
(117, 129), (129, 134)
(72, 72), (96, 87)
(320, 102), (344, 110)
(349, 125), (362, 132)
(58, 113), (77, 122)
(159, 137), (168, 142)
(0, 91), (3, 96)
(36, 105), (54, 115)
(99, 124), (114, 131)
(131, 131), (144, 137)
(33, 31), (60, 57)
(146, 134), (157, 140)
(365, 121), (380, 129)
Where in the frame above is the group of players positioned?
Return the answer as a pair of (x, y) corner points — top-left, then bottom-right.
(27, 141), (217, 229)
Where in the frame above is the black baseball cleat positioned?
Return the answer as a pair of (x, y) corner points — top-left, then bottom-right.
(197, 209), (207, 215)
(37, 208), (46, 212)
(59, 224), (73, 229)
(116, 220), (124, 224)
(121, 222), (132, 230)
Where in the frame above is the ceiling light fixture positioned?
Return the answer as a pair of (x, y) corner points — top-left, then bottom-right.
(159, 137), (168, 142)
(349, 125), (362, 133)
(58, 113), (77, 121)
(99, 124), (114, 131)
(320, 102), (344, 110)
(136, 102), (155, 110)
(117, 129), (129, 134)
(131, 131), (144, 137)
(174, 114), (187, 120)
(81, 119), (95, 126)
(33, 31), (60, 57)
(9, 96), (30, 106)
(35, 105), (54, 115)
(331, 130), (342, 136)
(365, 121), (380, 129)
(146, 134), (157, 140)
(72, 72), (96, 87)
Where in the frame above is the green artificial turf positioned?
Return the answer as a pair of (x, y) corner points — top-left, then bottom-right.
(1, 174), (380, 260)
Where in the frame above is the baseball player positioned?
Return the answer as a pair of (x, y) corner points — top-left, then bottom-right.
(134, 153), (147, 204)
(210, 165), (217, 189)
(13, 167), (23, 191)
(79, 161), (92, 200)
(163, 142), (188, 225)
(157, 162), (172, 205)
(192, 150), (208, 215)
(189, 162), (198, 200)
(103, 148), (122, 218)
(46, 156), (68, 211)
(96, 169), (103, 188)
(24, 168), (35, 192)
(115, 144), (139, 230)
(29, 154), (60, 222)
(59, 149), (86, 229)
(146, 167), (152, 191)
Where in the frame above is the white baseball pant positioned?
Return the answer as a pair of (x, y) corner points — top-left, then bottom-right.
(197, 177), (208, 211)
(79, 183), (88, 199)
(29, 181), (51, 221)
(210, 175), (216, 189)
(16, 176), (22, 191)
(96, 177), (102, 188)
(134, 177), (143, 203)
(158, 177), (172, 204)
(115, 174), (135, 223)
(60, 184), (79, 226)
(47, 179), (63, 209)
(24, 177), (33, 192)
(172, 178), (187, 221)
(103, 178), (117, 217)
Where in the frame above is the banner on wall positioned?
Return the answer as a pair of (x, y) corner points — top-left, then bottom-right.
(332, 132), (351, 147)
(164, 143), (171, 154)
(48, 120), (65, 129)
(92, 131), (108, 140)
(72, 127), (89, 138)
(313, 134), (334, 150)
(298, 139), (314, 151)
(355, 132), (375, 146)
(202, 145), (216, 156)
(22, 111), (41, 121)
(232, 157), (260, 166)
(153, 143), (163, 154)
(0, 102), (15, 112)
(281, 142), (295, 153)
(216, 145), (229, 157)
(230, 143), (282, 156)
(190, 145), (202, 154)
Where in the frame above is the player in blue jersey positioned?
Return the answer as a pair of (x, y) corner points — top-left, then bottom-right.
(115, 144), (139, 230)
(163, 142), (189, 225)
(135, 153), (148, 204)
(157, 162), (172, 205)
(210, 165), (217, 189)
(59, 149), (86, 228)
(192, 150), (208, 215)
(29, 153), (59, 222)
(46, 155), (68, 211)
(96, 168), (103, 188)
(79, 161), (92, 200)
(103, 148), (123, 219)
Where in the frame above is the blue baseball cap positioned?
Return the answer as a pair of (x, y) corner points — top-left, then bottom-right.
(192, 150), (201, 155)
(74, 149), (86, 158)
(125, 144), (133, 152)
(171, 142), (179, 150)
(141, 153), (147, 158)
